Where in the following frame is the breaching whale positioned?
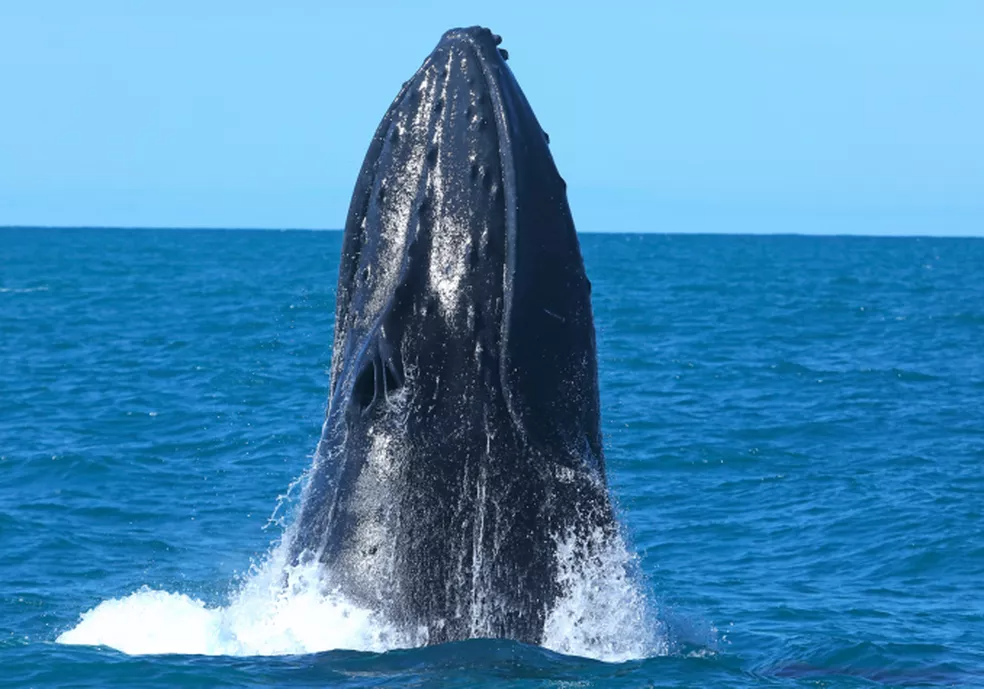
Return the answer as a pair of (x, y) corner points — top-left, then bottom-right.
(288, 26), (618, 646)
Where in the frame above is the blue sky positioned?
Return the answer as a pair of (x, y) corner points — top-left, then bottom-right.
(1, 1), (981, 234)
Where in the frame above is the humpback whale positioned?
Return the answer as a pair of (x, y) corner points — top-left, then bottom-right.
(288, 26), (618, 646)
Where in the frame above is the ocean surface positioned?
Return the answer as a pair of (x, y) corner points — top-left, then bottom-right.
(2, 227), (982, 687)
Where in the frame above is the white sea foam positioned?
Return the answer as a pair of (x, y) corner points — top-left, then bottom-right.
(543, 527), (665, 662)
(60, 489), (661, 662)
(58, 530), (660, 661)
(0, 286), (49, 293)
(57, 544), (415, 656)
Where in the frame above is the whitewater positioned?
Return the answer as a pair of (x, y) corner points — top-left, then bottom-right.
(57, 523), (662, 661)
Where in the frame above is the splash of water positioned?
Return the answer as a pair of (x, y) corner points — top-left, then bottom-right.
(58, 525), (661, 661)
(57, 542), (418, 656)
(543, 526), (665, 661)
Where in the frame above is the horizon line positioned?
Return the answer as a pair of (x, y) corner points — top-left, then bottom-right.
(2, 225), (983, 240)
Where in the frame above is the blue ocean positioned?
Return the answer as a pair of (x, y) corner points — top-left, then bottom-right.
(2, 227), (982, 687)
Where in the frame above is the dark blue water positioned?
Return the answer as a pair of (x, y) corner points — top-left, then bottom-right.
(2, 228), (982, 687)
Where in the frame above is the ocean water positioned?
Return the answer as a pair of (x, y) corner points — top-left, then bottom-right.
(2, 227), (983, 687)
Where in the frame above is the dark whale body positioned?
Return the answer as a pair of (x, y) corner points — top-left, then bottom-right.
(288, 26), (616, 646)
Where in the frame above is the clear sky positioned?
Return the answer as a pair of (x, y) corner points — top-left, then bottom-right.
(1, 1), (981, 234)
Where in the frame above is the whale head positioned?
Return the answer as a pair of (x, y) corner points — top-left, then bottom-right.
(330, 26), (601, 461)
(291, 27), (612, 645)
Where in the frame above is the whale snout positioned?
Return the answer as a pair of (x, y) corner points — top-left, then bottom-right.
(437, 26), (507, 61)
